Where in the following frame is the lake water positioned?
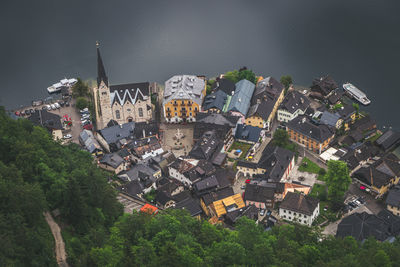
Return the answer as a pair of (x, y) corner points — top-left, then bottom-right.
(1, 0), (399, 129)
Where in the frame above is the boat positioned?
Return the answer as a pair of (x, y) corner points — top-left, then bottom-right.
(47, 78), (77, 94)
(342, 83), (371, 105)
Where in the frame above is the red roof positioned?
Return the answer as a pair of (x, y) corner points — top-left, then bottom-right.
(140, 204), (158, 215)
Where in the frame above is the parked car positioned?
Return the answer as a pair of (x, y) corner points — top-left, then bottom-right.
(266, 210), (272, 216)
(83, 124), (93, 130)
(25, 109), (30, 115)
(82, 120), (91, 126)
(63, 134), (72, 139)
(54, 103), (61, 109)
(245, 179), (251, 184)
(240, 185), (246, 190)
(42, 106), (47, 110)
(80, 108), (89, 113)
(259, 209), (265, 216)
(50, 104), (56, 110)
(59, 101), (65, 107)
(20, 110), (25, 116)
(65, 101), (70, 107)
(81, 114), (90, 119)
(46, 105), (52, 111)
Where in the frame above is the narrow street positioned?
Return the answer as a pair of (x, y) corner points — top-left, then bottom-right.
(44, 212), (69, 267)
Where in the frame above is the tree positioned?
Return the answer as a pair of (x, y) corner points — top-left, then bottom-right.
(280, 75), (293, 90)
(72, 78), (89, 97)
(272, 129), (289, 147)
(325, 160), (351, 205)
(238, 68), (256, 84)
(76, 97), (88, 110)
(224, 70), (239, 83)
(353, 102), (360, 115)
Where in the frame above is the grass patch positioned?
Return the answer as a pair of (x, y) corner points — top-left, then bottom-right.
(310, 184), (327, 200)
(298, 157), (325, 175)
(365, 132), (382, 143)
(228, 141), (252, 159)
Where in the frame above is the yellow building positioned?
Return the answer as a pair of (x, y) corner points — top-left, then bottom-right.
(163, 75), (206, 123)
(245, 77), (285, 130)
(212, 194), (245, 218)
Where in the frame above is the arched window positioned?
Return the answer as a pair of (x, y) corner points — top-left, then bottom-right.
(138, 107), (143, 117)
(115, 110), (120, 119)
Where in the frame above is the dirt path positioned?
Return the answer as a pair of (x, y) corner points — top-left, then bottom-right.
(44, 212), (69, 267)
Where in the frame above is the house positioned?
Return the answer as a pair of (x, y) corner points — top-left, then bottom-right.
(279, 192), (319, 226)
(237, 143), (295, 181)
(376, 130), (400, 152)
(200, 187), (235, 217)
(351, 115), (376, 133)
(337, 104), (357, 130)
(341, 141), (380, 170)
(168, 158), (197, 186)
(277, 90), (310, 123)
(319, 111), (342, 129)
(235, 124), (263, 144)
(212, 193), (245, 218)
(140, 204), (159, 215)
(189, 130), (223, 161)
(352, 153), (400, 196)
(245, 77), (285, 130)
(79, 129), (103, 156)
(225, 205), (259, 226)
(211, 78), (236, 94)
(163, 75), (206, 123)
(386, 185), (400, 216)
(310, 75), (338, 98)
(327, 89), (344, 105)
(92, 44), (152, 130)
(118, 162), (162, 193)
(244, 184), (275, 209)
(283, 183), (311, 199)
(97, 122), (135, 152)
(286, 115), (335, 154)
(155, 179), (185, 209)
(98, 153), (126, 174)
(174, 192), (203, 218)
(202, 90), (228, 113)
(28, 110), (63, 140)
(194, 113), (239, 151)
(193, 169), (231, 196)
(336, 211), (400, 242)
(226, 79), (255, 122)
(128, 136), (164, 160)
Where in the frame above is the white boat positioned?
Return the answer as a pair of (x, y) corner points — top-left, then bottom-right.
(342, 83), (371, 105)
(47, 78), (78, 94)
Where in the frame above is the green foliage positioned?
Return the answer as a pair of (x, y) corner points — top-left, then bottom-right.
(353, 102), (360, 114)
(0, 107), (123, 265)
(224, 68), (257, 84)
(206, 79), (215, 95)
(332, 103), (343, 111)
(76, 97), (88, 110)
(143, 188), (157, 202)
(280, 75), (293, 90)
(72, 78), (89, 97)
(272, 129), (298, 154)
(325, 160), (351, 204)
(298, 157), (324, 174)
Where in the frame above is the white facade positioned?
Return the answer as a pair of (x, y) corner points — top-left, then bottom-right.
(277, 108), (305, 123)
(279, 203), (320, 226)
(168, 166), (192, 186)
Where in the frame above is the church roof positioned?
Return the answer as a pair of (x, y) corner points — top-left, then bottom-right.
(96, 43), (108, 87)
(109, 82), (150, 106)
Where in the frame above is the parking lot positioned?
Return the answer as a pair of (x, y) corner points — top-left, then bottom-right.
(14, 97), (84, 145)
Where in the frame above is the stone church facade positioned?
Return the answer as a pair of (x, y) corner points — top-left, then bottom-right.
(93, 44), (152, 129)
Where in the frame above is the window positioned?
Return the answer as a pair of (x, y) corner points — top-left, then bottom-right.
(189, 107), (192, 111)
(102, 92), (107, 95)
(127, 108), (131, 112)
(115, 110), (120, 119)
(195, 107), (198, 111)
(174, 107), (177, 111)
(175, 112), (177, 116)
(288, 211), (291, 214)
(138, 108), (143, 117)
(304, 214), (307, 218)
(182, 100), (185, 104)
(190, 112), (192, 116)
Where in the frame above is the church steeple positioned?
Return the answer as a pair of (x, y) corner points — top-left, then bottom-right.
(96, 41), (108, 87)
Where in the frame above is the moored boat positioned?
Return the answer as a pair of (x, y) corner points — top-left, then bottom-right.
(342, 83), (371, 105)
(47, 78), (77, 94)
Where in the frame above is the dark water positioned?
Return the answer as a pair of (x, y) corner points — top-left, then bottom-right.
(1, 0), (399, 129)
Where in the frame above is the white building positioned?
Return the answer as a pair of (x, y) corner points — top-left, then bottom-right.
(279, 192), (319, 226)
(277, 91), (310, 123)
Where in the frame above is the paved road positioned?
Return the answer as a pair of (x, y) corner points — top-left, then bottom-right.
(44, 212), (69, 267)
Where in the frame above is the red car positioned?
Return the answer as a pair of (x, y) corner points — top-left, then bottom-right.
(83, 124), (93, 130)
(245, 179), (251, 184)
(360, 185), (366, 190)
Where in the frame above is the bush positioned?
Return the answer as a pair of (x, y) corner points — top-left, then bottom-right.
(318, 168), (326, 176)
(76, 97), (88, 110)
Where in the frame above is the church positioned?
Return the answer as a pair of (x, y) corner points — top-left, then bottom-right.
(93, 43), (153, 129)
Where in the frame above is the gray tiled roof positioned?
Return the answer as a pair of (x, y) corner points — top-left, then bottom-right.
(279, 90), (310, 114)
(376, 130), (400, 151)
(320, 111), (341, 127)
(280, 192), (319, 216)
(99, 122), (135, 144)
(253, 77), (284, 104)
(203, 90), (228, 111)
(235, 124), (262, 143)
(287, 115), (334, 143)
(100, 153), (124, 169)
(163, 75), (205, 106)
(244, 184), (275, 203)
(227, 79), (255, 116)
(386, 185), (400, 208)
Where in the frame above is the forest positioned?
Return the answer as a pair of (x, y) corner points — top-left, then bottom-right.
(0, 106), (400, 267)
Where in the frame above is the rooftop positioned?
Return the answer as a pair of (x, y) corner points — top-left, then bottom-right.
(280, 192), (319, 216)
(163, 75), (205, 106)
(227, 79), (255, 116)
(287, 115), (334, 143)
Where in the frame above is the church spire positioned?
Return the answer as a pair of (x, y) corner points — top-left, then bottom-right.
(96, 41), (108, 87)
